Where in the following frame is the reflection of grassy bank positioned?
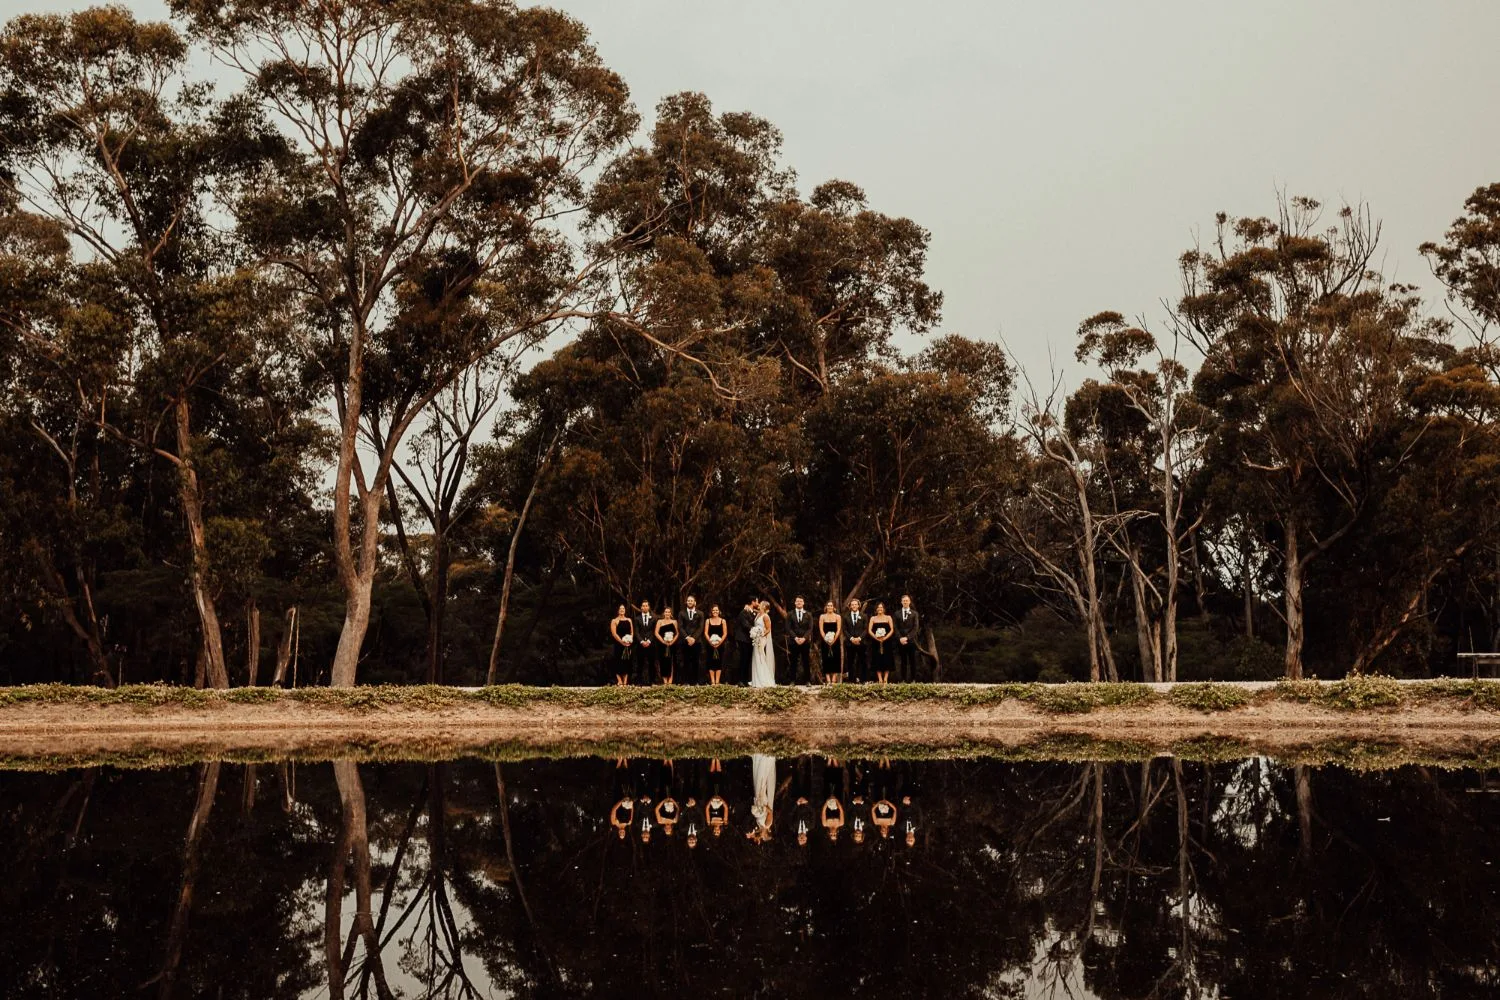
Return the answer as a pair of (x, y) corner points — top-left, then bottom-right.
(4, 675), (1500, 713)
(5, 732), (1500, 773)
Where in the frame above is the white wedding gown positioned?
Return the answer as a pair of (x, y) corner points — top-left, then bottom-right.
(751, 754), (776, 832)
(749, 614), (777, 687)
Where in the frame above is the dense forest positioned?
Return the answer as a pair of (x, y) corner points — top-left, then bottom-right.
(2, 1), (1499, 688)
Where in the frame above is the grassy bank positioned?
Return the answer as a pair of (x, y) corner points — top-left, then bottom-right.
(2, 675), (1498, 715)
(3, 731), (1500, 774)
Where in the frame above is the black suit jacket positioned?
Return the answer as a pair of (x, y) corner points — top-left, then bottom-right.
(679, 609), (704, 643)
(786, 607), (814, 640)
(842, 610), (867, 643)
(733, 608), (756, 643)
(636, 613), (657, 644)
(894, 607), (921, 639)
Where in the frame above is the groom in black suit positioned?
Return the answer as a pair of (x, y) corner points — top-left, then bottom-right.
(895, 594), (921, 682)
(842, 598), (868, 684)
(785, 596), (814, 684)
(679, 596), (705, 685)
(734, 598), (758, 686)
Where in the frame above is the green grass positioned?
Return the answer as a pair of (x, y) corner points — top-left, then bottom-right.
(4, 731), (1500, 773)
(5, 676), (1500, 716)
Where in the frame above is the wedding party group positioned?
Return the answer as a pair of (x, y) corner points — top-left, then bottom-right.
(608, 756), (922, 849)
(606, 594), (924, 687)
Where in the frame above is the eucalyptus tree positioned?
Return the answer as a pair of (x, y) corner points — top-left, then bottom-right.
(1068, 313), (1207, 682)
(172, 0), (638, 685)
(1181, 197), (1449, 678)
(0, 7), (291, 685)
(0, 211), (135, 683)
(1001, 371), (1123, 682)
(755, 178), (943, 399)
(804, 336), (1012, 605)
(1423, 182), (1500, 347)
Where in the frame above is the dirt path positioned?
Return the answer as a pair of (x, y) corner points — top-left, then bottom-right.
(3, 697), (1500, 767)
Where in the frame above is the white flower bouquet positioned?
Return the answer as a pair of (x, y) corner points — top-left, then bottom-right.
(874, 626), (888, 639)
(750, 623), (767, 641)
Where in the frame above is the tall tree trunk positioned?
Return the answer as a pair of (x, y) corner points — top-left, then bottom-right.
(495, 764), (557, 982)
(175, 398), (228, 689)
(426, 524), (448, 684)
(326, 760), (391, 999)
(271, 607), (297, 686)
(245, 598), (261, 687)
(1243, 547), (1255, 639)
(487, 437), (556, 684)
(1128, 556), (1162, 682)
(329, 331), (384, 686)
(917, 625), (944, 682)
(1294, 764), (1313, 863)
(331, 569), (375, 688)
(150, 761), (220, 1000)
(1284, 515), (1305, 680)
(1074, 485), (1116, 682)
(193, 637), (208, 689)
(1162, 546), (1180, 684)
(1188, 530), (1210, 620)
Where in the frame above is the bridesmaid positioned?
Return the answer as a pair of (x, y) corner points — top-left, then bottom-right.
(609, 796), (634, 840)
(868, 601), (895, 684)
(655, 607), (679, 684)
(608, 604), (634, 686)
(704, 605), (728, 685)
(817, 601), (843, 683)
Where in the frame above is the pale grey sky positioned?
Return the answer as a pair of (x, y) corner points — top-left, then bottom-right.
(555, 0), (1500, 374)
(26, 0), (1500, 375)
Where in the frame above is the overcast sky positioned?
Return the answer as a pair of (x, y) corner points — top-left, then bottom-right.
(28, 0), (1500, 376)
(555, 0), (1500, 375)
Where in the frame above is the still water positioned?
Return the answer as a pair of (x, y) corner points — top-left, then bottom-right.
(1, 754), (1497, 998)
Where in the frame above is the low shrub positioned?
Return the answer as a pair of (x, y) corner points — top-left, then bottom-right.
(1027, 683), (1156, 714)
(1168, 683), (1252, 713)
(1319, 675), (1407, 710)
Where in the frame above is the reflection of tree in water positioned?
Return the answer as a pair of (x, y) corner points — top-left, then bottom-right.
(2, 757), (1500, 997)
(0, 763), (324, 998)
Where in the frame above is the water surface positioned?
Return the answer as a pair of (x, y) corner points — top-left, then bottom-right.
(2, 755), (1497, 998)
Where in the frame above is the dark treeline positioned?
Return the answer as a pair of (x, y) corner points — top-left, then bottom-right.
(2, 2), (1499, 687)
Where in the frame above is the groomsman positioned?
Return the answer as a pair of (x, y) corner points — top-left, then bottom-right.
(734, 597), (758, 685)
(635, 600), (658, 683)
(895, 594), (921, 682)
(679, 596), (705, 685)
(785, 596), (814, 684)
(842, 597), (868, 683)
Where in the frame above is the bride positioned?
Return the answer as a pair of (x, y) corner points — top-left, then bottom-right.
(749, 600), (777, 687)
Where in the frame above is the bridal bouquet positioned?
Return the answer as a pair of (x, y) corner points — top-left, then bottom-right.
(750, 622), (767, 641)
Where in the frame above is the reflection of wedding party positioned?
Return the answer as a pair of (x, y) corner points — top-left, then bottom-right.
(608, 756), (922, 848)
(607, 595), (926, 686)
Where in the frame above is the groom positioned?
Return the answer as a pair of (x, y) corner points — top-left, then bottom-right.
(734, 597), (759, 686)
